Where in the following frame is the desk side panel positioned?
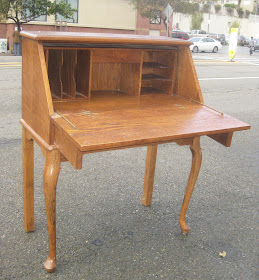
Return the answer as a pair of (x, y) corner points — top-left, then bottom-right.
(22, 38), (54, 144)
(175, 47), (203, 103)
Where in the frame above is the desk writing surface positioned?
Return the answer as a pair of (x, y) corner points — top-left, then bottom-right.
(52, 93), (250, 152)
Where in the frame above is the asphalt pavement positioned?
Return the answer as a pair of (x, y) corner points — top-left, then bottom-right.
(0, 47), (258, 280)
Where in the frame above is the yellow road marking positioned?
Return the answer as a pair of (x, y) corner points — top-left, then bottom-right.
(0, 62), (22, 68)
(0, 62), (21, 64)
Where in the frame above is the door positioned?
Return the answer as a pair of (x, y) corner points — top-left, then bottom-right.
(206, 38), (216, 51)
(200, 38), (208, 51)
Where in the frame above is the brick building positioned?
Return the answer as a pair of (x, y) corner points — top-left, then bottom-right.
(0, 0), (171, 53)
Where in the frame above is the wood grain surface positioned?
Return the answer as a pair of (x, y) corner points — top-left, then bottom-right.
(20, 31), (193, 47)
(20, 31), (251, 273)
(52, 93), (250, 152)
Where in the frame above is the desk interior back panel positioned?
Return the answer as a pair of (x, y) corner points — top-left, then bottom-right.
(62, 50), (77, 98)
(75, 50), (91, 98)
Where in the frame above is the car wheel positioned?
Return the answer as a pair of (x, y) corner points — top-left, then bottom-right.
(193, 46), (199, 53)
(213, 46), (218, 53)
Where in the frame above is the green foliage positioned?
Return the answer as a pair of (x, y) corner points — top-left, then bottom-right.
(0, 0), (75, 31)
(230, 20), (240, 31)
(191, 12), (203, 30)
(129, 0), (167, 19)
(214, 4), (221, 14)
(224, 3), (237, 9)
(0, 12), (6, 21)
(224, 4), (236, 16)
(129, 0), (199, 29)
(130, 0), (200, 18)
(202, 4), (210, 13)
(173, 1), (200, 15)
(245, 9), (250, 18)
(236, 7), (244, 18)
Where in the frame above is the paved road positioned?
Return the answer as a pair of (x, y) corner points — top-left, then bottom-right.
(0, 51), (258, 280)
(193, 45), (259, 65)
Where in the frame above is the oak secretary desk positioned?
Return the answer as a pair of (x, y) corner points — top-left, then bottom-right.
(20, 31), (250, 272)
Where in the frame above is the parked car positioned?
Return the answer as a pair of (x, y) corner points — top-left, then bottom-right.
(208, 33), (227, 45)
(172, 31), (189, 40)
(238, 35), (248, 46)
(216, 34), (227, 45)
(190, 30), (207, 35)
(189, 37), (222, 53)
(188, 30), (207, 39)
(225, 34), (230, 45)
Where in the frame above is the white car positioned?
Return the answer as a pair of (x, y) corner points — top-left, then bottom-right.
(189, 37), (222, 53)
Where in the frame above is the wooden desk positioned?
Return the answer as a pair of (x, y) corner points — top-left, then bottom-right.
(20, 31), (250, 272)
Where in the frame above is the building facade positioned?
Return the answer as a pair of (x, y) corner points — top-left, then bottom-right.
(0, 0), (172, 53)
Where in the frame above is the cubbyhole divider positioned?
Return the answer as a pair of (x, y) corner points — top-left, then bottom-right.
(45, 48), (177, 100)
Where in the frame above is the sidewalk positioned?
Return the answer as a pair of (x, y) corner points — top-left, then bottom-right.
(0, 52), (15, 56)
(0, 53), (22, 62)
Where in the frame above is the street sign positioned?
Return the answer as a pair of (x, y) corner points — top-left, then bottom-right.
(164, 4), (173, 37)
(164, 3), (173, 19)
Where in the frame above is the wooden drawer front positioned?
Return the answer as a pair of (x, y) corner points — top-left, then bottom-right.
(92, 49), (142, 63)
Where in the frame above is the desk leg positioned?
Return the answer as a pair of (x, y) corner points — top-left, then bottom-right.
(22, 127), (34, 232)
(180, 137), (202, 234)
(43, 150), (60, 273)
(142, 144), (158, 206)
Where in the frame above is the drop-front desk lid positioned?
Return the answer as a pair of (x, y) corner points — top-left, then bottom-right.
(52, 94), (250, 152)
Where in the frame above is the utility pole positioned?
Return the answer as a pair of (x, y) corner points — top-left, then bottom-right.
(207, 2), (212, 34)
(256, 0), (259, 22)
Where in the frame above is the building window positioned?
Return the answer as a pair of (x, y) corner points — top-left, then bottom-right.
(56, 0), (78, 23)
(150, 11), (161, 25)
(22, 1), (47, 22)
(34, 15), (47, 22)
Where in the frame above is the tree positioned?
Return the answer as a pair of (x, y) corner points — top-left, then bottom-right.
(129, 0), (200, 30)
(0, 0), (75, 32)
(191, 12), (203, 30)
(130, 0), (170, 30)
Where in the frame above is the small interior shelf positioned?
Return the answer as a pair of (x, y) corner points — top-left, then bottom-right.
(140, 50), (176, 95)
(142, 74), (172, 81)
(141, 87), (166, 94)
(142, 62), (172, 69)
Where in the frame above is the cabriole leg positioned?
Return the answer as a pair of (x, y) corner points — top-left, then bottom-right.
(142, 144), (158, 206)
(22, 127), (34, 232)
(180, 137), (202, 234)
(43, 150), (60, 273)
